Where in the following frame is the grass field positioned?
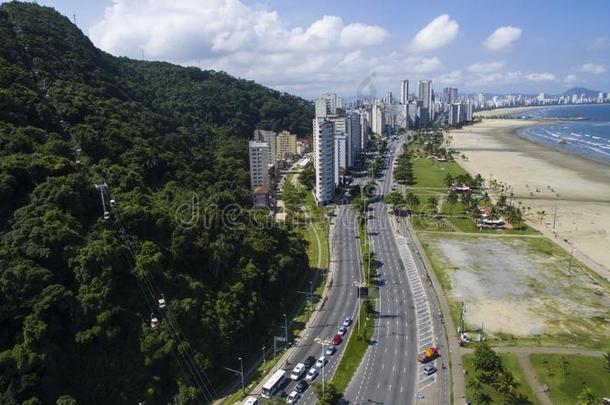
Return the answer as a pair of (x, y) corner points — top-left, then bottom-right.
(418, 233), (610, 349)
(410, 156), (468, 189)
(463, 353), (539, 404)
(529, 354), (609, 404)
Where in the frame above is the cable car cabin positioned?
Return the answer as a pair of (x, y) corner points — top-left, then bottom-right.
(103, 211), (111, 220)
(150, 314), (159, 329)
(110, 199), (116, 207)
(158, 296), (167, 309)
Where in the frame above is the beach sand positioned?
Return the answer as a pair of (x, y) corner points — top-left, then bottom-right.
(449, 119), (610, 280)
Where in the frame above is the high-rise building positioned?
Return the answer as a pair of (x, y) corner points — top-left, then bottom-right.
(371, 104), (384, 134)
(419, 80), (433, 110)
(249, 141), (270, 207)
(253, 129), (276, 166)
(334, 133), (347, 185)
(347, 113), (362, 166)
(315, 93), (340, 117)
(313, 118), (335, 205)
(359, 111), (369, 150)
(442, 87), (458, 104)
(400, 80), (409, 104)
(477, 93), (486, 108)
(466, 100), (474, 122)
(276, 131), (297, 161)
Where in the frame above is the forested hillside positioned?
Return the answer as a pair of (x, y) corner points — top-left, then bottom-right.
(0, 2), (313, 404)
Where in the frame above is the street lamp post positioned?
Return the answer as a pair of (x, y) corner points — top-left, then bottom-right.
(283, 313), (288, 342)
(262, 346), (266, 364)
(238, 357), (244, 396)
(314, 337), (332, 399)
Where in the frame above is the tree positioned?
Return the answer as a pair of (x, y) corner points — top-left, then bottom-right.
(492, 371), (519, 403)
(467, 375), (484, 402)
(384, 192), (405, 214)
(299, 161), (315, 190)
(577, 388), (596, 405)
(427, 196), (439, 214)
(446, 191), (458, 215)
(472, 343), (503, 374)
(604, 352), (610, 372)
(405, 193), (420, 212)
(444, 173), (454, 188)
(312, 382), (340, 405)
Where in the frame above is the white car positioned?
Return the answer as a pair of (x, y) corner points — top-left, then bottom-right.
(290, 363), (306, 380)
(315, 356), (327, 368)
(342, 317), (352, 327)
(287, 390), (300, 404)
(337, 326), (347, 336)
(305, 368), (318, 381)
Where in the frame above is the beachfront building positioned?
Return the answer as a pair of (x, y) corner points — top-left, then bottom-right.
(313, 118), (335, 205)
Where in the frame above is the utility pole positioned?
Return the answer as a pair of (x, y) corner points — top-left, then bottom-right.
(262, 346), (266, 364)
(283, 313), (288, 342)
(224, 357), (245, 396)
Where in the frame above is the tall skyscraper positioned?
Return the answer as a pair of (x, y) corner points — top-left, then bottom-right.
(276, 130), (297, 161)
(419, 80), (433, 110)
(371, 104), (384, 134)
(400, 80), (409, 104)
(347, 113), (362, 166)
(442, 87), (458, 104)
(334, 133), (347, 185)
(313, 118), (335, 205)
(315, 93), (340, 117)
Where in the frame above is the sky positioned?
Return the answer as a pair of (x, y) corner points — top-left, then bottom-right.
(5, 0), (610, 99)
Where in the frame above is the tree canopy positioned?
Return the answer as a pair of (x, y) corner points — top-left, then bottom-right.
(0, 2), (313, 404)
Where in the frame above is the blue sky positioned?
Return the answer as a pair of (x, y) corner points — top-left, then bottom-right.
(5, 0), (610, 98)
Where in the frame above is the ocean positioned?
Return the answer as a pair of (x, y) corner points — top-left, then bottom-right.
(509, 104), (610, 165)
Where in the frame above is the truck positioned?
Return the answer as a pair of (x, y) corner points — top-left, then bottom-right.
(416, 346), (439, 363)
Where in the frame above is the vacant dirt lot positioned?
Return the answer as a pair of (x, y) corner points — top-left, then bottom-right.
(419, 234), (610, 344)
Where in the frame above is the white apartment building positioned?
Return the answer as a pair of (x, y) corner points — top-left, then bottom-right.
(371, 104), (384, 134)
(313, 118), (335, 205)
(334, 133), (348, 186)
(253, 129), (276, 166)
(400, 80), (409, 104)
(249, 141), (271, 207)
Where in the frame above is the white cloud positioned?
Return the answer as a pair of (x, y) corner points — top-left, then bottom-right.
(467, 61), (505, 73)
(89, 0), (390, 97)
(564, 74), (579, 84)
(437, 70), (462, 85)
(411, 15), (459, 52)
(589, 36), (609, 50)
(576, 63), (607, 74)
(526, 72), (555, 81)
(484, 26), (522, 51)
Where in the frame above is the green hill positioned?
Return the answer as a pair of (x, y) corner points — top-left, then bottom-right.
(0, 2), (312, 404)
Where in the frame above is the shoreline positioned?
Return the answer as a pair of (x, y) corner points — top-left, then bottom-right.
(475, 103), (610, 118)
(449, 119), (610, 280)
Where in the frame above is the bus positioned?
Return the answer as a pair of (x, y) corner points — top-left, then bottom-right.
(261, 369), (286, 398)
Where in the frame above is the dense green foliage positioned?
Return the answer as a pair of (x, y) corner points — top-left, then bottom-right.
(0, 2), (313, 404)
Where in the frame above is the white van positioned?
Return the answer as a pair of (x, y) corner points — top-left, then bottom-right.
(290, 363), (306, 380)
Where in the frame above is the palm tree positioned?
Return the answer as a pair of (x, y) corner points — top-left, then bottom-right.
(447, 191), (459, 215)
(577, 387), (596, 405)
(603, 352), (610, 372)
(427, 196), (439, 214)
(468, 375), (484, 402)
(492, 371), (519, 403)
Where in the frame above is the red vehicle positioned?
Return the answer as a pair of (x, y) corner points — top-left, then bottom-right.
(331, 334), (342, 345)
(416, 346), (439, 363)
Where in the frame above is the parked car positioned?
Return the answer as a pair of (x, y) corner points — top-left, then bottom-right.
(325, 345), (336, 355)
(332, 334), (342, 345)
(423, 365), (437, 376)
(343, 317), (353, 327)
(337, 326), (347, 336)
(315, 356), (327, 368)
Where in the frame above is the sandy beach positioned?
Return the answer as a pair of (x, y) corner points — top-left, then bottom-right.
(449, 118), (610, 280)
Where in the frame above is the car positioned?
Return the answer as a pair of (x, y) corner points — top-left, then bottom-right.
(337, 326), (347, 336)
(342, 317), (352, 327)
(305, 368), (318, 381)
(295, 380), (309, 393)
(331, 334), (342, 345)
(325, 345), (336, 355)
(303, 356), (316, 368)
(286, 390), (300, 404)
(290, 363), (306, 380)
(315, 356), (327, 368)
(423, 365), (438, 376)
(275, 390), (288, 399)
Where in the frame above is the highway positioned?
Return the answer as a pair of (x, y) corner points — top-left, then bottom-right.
(256, 205), (362, 404)
(344, 133), (449, 404)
